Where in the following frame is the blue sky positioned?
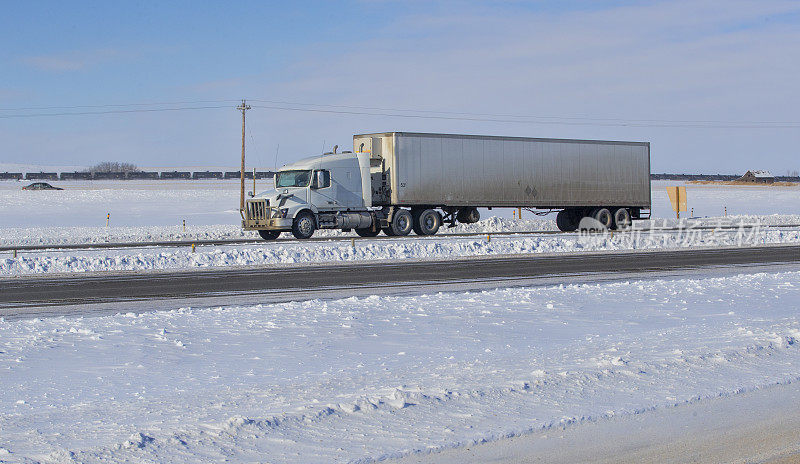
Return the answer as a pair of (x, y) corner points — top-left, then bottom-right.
(1, 1), (799, 173)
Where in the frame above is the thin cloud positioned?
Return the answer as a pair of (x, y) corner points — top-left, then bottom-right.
(21, 48), (121, 72)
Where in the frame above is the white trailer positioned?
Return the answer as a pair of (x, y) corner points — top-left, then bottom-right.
(243, 132), (651, 239)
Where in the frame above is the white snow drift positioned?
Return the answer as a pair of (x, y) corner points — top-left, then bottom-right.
(2, 222), (799, 276)
(1, 270), (800, 462)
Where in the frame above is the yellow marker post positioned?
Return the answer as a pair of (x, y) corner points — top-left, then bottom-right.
(666, 186), (687, 220)
(518, 207), (522, 220)
(487, 234), (491, 243)
(106, 213), (110, 227)
(13, 249), (17, 259)
(191, 243), (196, 253)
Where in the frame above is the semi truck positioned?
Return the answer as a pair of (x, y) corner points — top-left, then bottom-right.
(242, 132), (651, 239)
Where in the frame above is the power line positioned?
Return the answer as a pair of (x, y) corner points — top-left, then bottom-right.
(1, 97), (799, 128)
(0, 99), (239, 111)
(0, 105), (232, 119)
(249, 104), (800, 129)
(247, 98), (800, 127)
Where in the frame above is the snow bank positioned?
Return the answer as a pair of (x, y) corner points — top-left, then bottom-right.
(2, 270), (800, 461)
(3, 226), (799, 276)
(0, 217), (558, 248)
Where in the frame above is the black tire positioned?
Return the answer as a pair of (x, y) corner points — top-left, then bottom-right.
(414, 209), (441, 235)
(556, 210), (575, 232)
(389, 209), (413, 236)
(291, 211), (316, 239)
(612, 208), (631, 230)
(411, 208), (424, 236)
(258, 229), (280, 240)
(355, 227), (380, 237)
(456, 207), (480, 224)
(591, 208), (613, 230)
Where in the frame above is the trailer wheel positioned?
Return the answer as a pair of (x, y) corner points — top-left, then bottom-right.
(389, 209), (413, 236)
(591, 208), (613, 229)
(612, 208), (631, 230)
(355, 227), (380, 237)
(413, 209), (441, 235)
(258, 230), (280, 241)
(291, 211), (316, 239)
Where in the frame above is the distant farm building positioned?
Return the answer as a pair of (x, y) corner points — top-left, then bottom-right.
(738, 170), (775, 184)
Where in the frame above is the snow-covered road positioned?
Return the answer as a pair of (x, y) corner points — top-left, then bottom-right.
(2, 268), (800, 462)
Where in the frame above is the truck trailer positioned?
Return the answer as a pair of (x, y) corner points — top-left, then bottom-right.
(242, 132), (651, 239)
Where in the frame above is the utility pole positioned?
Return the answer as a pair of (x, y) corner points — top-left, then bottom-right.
(237, 99), (251, 213)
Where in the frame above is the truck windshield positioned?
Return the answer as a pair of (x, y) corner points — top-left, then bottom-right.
(276, 170), (311, 188)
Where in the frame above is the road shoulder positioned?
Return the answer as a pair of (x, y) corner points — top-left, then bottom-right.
(393, 380), (800, 464)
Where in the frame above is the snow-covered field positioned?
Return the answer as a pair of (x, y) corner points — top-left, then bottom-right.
(1, 178), (799, 275)
(2, 175), (800, 462)
(1, 269), (800, 462)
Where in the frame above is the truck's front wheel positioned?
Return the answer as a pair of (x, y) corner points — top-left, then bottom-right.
(258, 230), (281, 241)
(292, 212), (316, 239)
(355, 227), (379, 237)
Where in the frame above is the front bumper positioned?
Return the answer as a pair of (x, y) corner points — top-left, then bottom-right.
(242, 199), (293, 230)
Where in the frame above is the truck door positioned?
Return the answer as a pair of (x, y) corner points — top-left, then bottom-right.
(309, 170), (341, 210)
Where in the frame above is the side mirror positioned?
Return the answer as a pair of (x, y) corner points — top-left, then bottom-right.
(310, 171), (325, 189)
(247, 191), (254, 198)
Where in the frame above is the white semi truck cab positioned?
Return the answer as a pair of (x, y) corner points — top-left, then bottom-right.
(243, 148), (385, 240)
(242, 132), (651, 239)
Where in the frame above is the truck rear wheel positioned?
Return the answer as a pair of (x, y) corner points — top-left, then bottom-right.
(413, 209), (441, 235)
(258, 230), (280, 241)
(389, 209), (413, 236)
(590, 208), (613, 230)
(355, 227), (380, 237)
(612, 208), (631, 230)
(291, 211), (316, 239)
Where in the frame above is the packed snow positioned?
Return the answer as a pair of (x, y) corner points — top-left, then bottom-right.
(2, 224), (800, 276)
(1, 269), (800, 462)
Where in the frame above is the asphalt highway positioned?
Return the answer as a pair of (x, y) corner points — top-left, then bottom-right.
(2, 245), (799, 316)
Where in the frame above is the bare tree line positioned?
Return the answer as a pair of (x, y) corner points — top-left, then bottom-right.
(84, 162), (140, 173)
